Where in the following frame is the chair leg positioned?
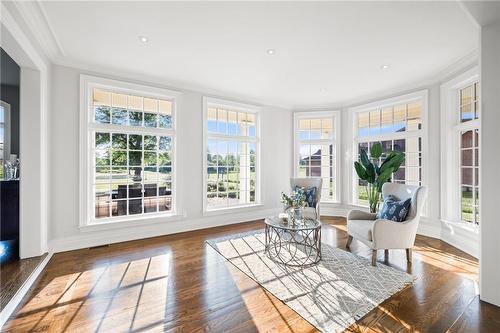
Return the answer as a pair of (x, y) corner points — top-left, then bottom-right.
(346, 235), (353, 249)
(384, 249), (389, 261)
(406, 248), (412, 264)
(371, 250), (377, 266)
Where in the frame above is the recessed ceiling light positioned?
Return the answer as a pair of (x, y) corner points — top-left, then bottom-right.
(267, 49), (276, 55)
(381, 64), (390, 70)
(138, 35), (149, 43)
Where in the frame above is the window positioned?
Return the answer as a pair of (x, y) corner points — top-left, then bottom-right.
(459, 83), (480, 224)
(460, 82), (480, 122)
(350, 91), (427, 206)
(80, 75), (178, 226)
(203, 97), (259, 211)
(0, 101), (11, 179)
(294, 111), (340, 202)
(441, 68), (480, 227)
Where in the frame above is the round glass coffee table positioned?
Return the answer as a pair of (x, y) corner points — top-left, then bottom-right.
(264, 216), (321, 267)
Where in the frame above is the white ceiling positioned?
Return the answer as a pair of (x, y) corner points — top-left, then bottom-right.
(41, 1), (478, 109)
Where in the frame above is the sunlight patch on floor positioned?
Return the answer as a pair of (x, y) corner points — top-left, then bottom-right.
(7, 253), (171, 333)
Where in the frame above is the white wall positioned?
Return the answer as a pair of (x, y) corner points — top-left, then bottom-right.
(1, 2), (51, 258)
(316, 83), (442, 236)
(309, 61), (483, 256)
(49, 65), (292, 252)
(480, 20), (500, 307)
(19, 68), (48, 257)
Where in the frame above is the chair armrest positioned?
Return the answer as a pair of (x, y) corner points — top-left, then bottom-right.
(347, 209), (377, 221)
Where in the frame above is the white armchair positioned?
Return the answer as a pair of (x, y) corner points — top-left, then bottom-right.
(290, 177), (322, 220)
(346, 183), (427, 266)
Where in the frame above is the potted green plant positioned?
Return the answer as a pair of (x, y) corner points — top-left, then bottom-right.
(354, 142), (405, 213)
(281, 188), (306, 224)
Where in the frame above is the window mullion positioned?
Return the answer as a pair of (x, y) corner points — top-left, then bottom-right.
(87, 80), (176, 225)
(354, 130), (422, 143)
(457, 81), (480, 224)
(294, 113), (338, 202)
(205, 99), (259, 211)
(352, 96), (425, 205)
(89, 123), (175, 136)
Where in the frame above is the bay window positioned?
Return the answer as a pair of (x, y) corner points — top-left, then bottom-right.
(203, 97), (260, 211)
(458, 83), (480, 224)
(350, 91), (427, 206)
(441, 68), (480, 226)
(80, 75), (178, 226)
(294, 111), (340, 202)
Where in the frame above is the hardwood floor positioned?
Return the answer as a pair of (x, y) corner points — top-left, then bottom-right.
(3, 217), (499, 333)
(0, 253), (47, 312)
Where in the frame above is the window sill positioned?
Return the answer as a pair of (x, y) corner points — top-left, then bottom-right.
(80, 212), (185, 232)
(319, 200), (342, 205)
(346, 203), (369, 210)
(441, 219), (479, 234)
(203, 203), (264, 216)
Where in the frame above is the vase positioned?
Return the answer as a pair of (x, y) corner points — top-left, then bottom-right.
(288, 207), (303, 225)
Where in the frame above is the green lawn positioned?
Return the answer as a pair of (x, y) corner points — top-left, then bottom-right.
(207, 170), (256, 192)
(357, 184), (369, 206)
(207, 170), (253, 182)
(94, 169), (171, 194)
(461, 191), (478, 223)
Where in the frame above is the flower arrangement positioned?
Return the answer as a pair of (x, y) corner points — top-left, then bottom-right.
(280, 188), (306, 210)
(281, 189), (306, 224)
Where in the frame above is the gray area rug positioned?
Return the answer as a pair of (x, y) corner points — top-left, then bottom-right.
(206, 231), (415, 333)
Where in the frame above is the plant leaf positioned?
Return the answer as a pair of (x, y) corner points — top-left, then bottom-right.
(365, 163), (376, 183)
(376, 167), (394, 191)
(360, 149), (371, 168)
(354, 162), (368, 180)
(371, 142), (382, 159)
(390, 153), (405, 172)
(380, 152), (405, 173)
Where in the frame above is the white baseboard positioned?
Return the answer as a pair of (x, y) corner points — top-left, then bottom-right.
(321, 204), (349, 217)
(418, 217), (442, 238)
(320, 203), (481, 258)
(0, 252), (53, 329)
(441, 220), (479, 258)
(50, 207), (280, 253)
(50, 205), (479, 261)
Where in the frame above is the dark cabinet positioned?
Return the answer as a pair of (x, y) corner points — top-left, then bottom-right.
(1, 180), (20, 261)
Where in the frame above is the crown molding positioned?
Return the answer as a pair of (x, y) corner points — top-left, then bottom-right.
(0, 1), (48, 71)
(8, 0), (65, 61)
(292, 49), (478, 112)
(52, 56), (293, 111)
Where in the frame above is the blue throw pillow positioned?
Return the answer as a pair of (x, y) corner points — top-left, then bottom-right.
(295, 186), (318, 208)
(377, 195), (411, 222)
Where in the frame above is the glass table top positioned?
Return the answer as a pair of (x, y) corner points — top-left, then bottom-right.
(264, 215), (321, 231)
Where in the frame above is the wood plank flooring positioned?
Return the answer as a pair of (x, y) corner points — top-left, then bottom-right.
(1, 253), (47, 312)
(3, 217), (499, 333)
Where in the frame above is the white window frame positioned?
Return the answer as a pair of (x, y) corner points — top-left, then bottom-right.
(347, 90), (429, 207)
(79, 75), (181, 229)
(202, 97), (261, 214)
(0, 100), (11, 166)
(440, 67), (480, 228)
(293, 111), (341, 203)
